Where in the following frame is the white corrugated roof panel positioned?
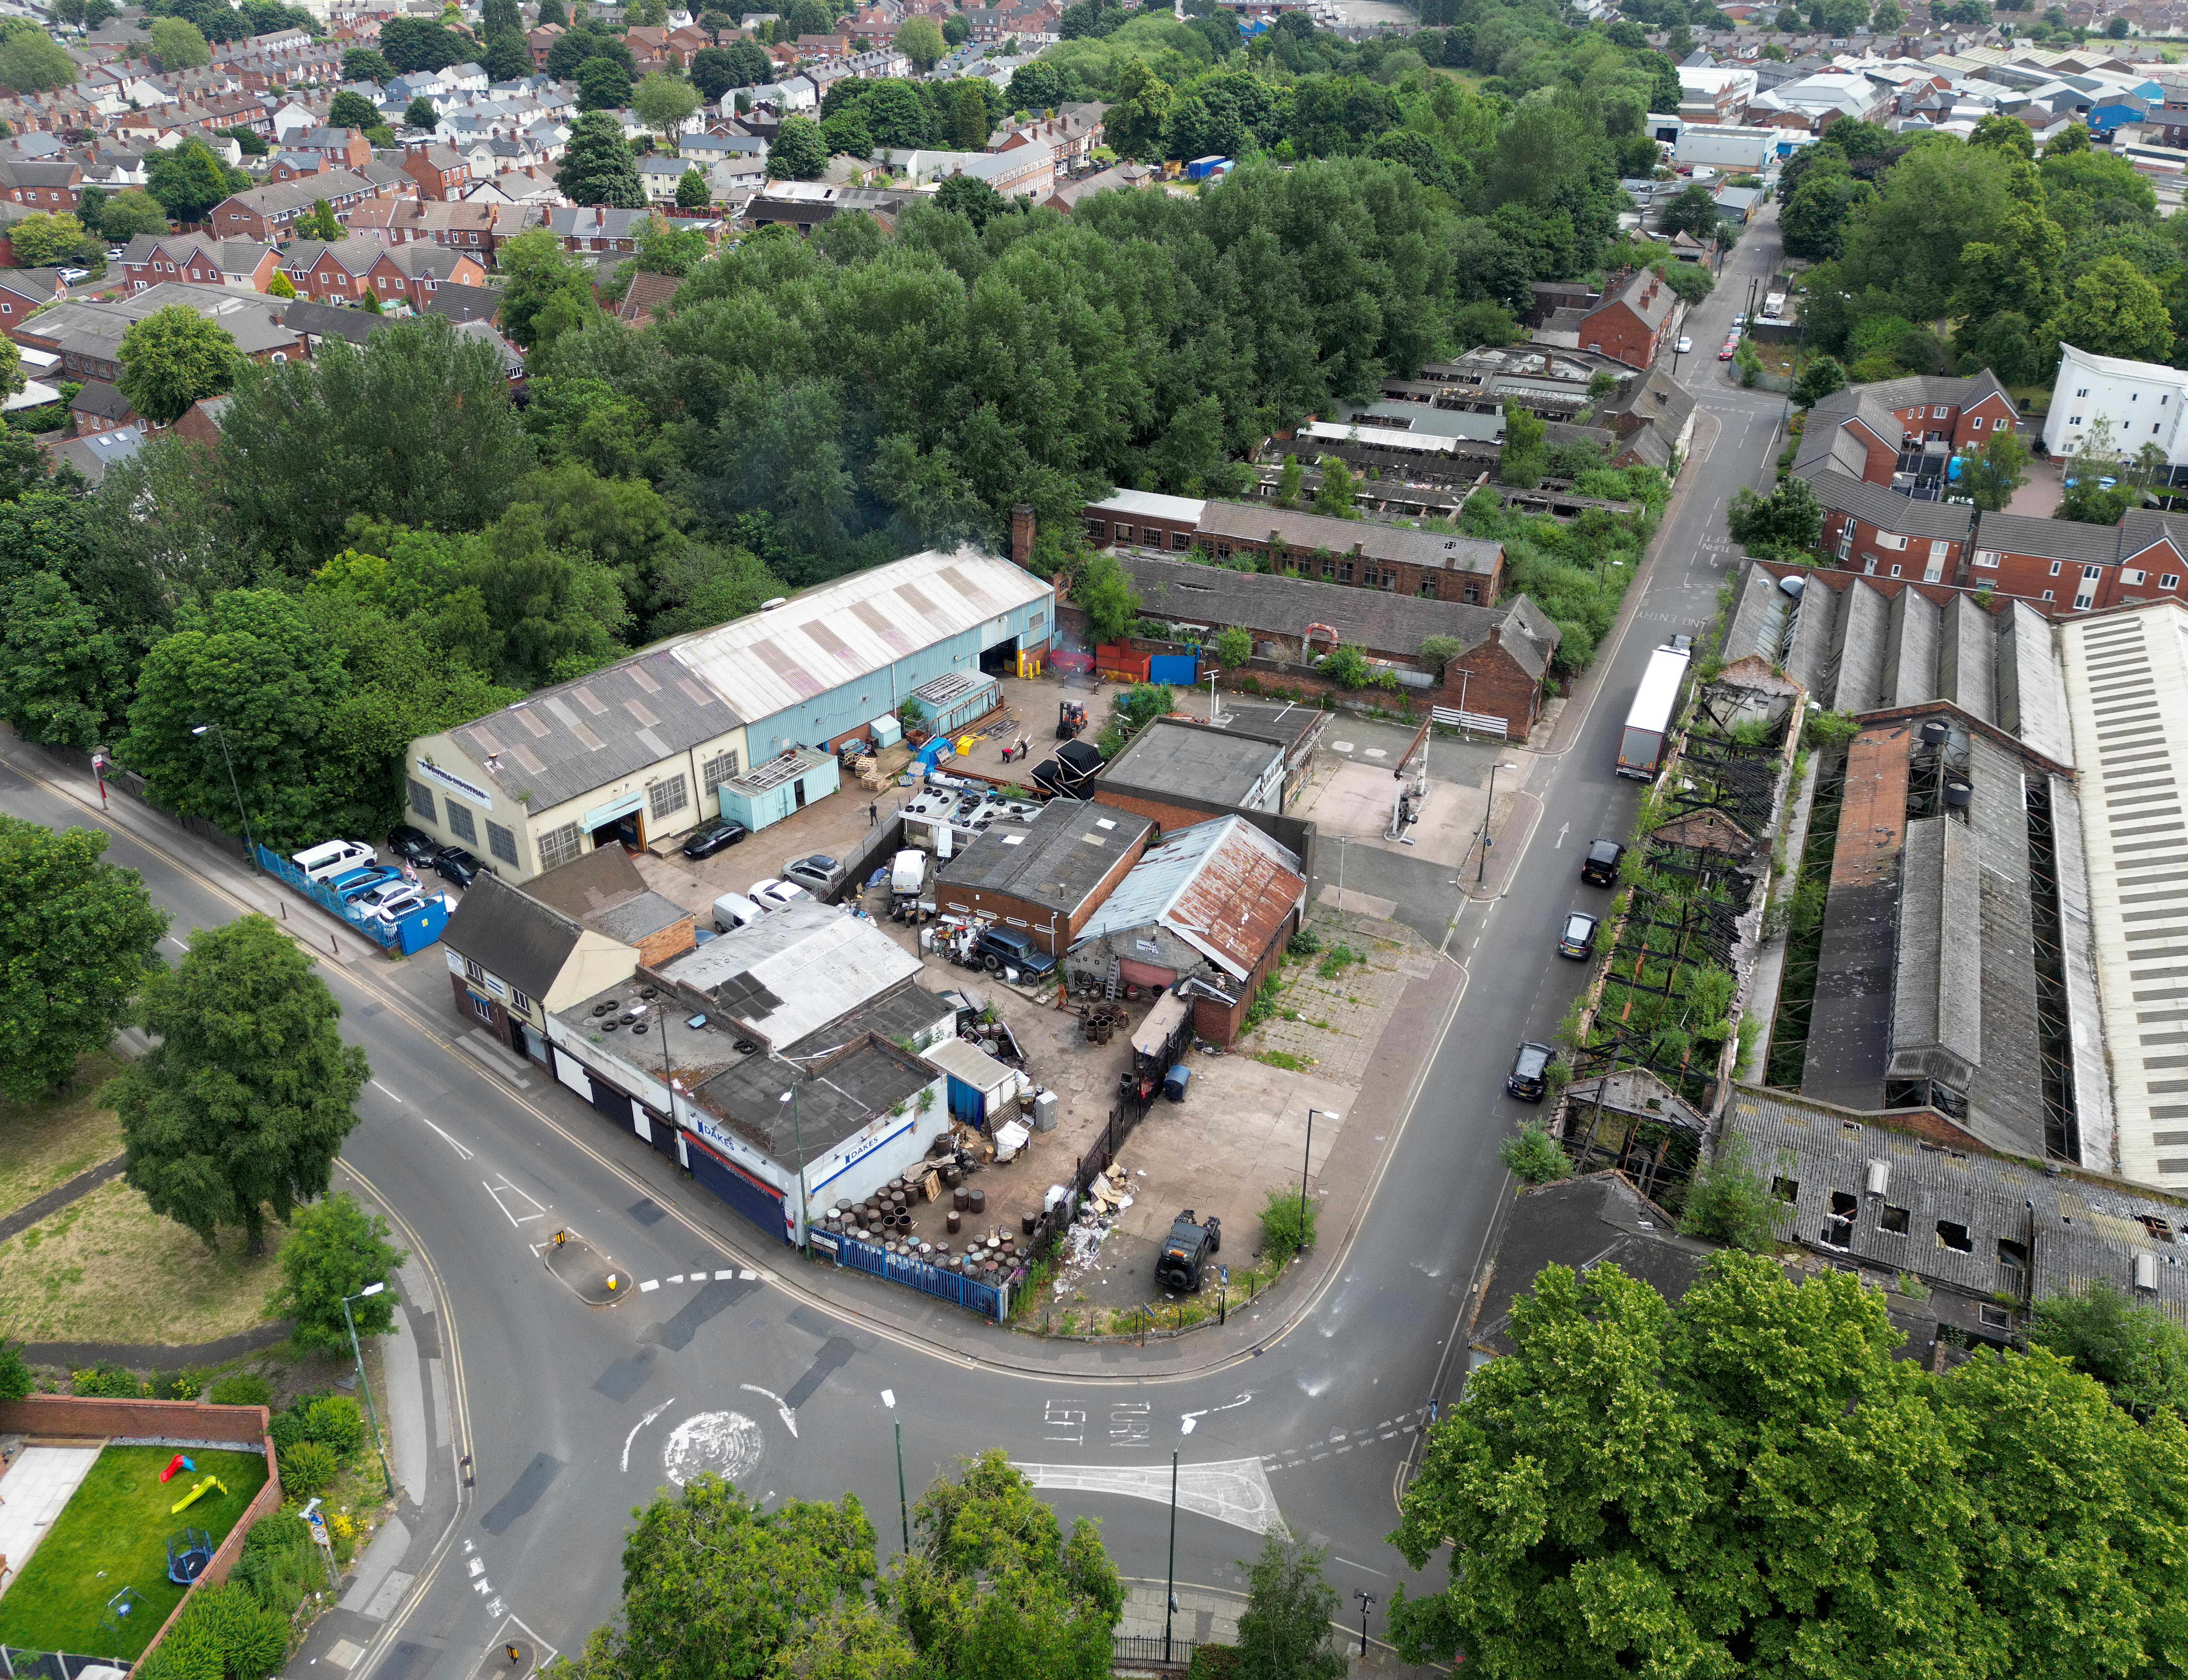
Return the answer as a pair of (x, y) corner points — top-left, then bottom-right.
(669, 546), (1050, 727)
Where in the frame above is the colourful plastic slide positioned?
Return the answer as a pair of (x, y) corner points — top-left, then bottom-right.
(159, 1453), (194, 1483)
(169, 1474), (228, 1515)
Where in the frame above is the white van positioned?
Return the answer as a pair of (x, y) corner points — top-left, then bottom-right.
(713, 890), (765, 933)
(293, 839), (375, 881)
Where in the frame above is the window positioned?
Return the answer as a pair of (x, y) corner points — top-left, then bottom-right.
(1889, 564), (1902, 578)
(1974, 549), (1999, 569)
(2043, 590), (2055, 601)
(1879, 1203), (1910, 1233)
(1770, 1176), (1799, 1203)
(509, 987), (530, 1015)
(1932, 405), (1948, 418)
(2086, 564), (2104, 580)
(1420, 575), (1438, 597)
(702, 750), (740, 796)
(2076, 386), (2090, 397)
(1936, 1220), (1973, 1253)
(2049, 561), (2063, 576)
(648, 773), (688, 821)
(1970, 416), (1983, 431)
(1171, 530), (1192, 551)
(463, 957), (484, 983)
(470, 992), (495, 1022)
(1113, 523), (1133, 543)
(2125, 569), (2147, 585)
(537, 821), (582, 870)
(1338, 561), (1354, 583)
(485, 820), (518, 865)
(445, 801), (478, 844)
(2069, 415), (2083, 426)
(2166, 574), (2181, 590)
(1320, 558), (1334, 579)
(407, 777), (436, 821)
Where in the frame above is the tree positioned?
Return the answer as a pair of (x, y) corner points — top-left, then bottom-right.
(691, 41), (770, 99)
(1274, 454), (1303, 507)
(267, 267), (298, 300)
(119, 303), (238, 425)
(1105, 59), (1170, 160)
(1072, 552), (1138, 645)
(264, 1192), (406, 1354)
(768, 113), (828, 180)
(1497, 1119), (1570, 1184)
(1388, 1250), (2188, 1675)
(1792, 353), (1848, 408)
(1317, 644), (1371, 689)
(0, 571), (131, 752)
(343, 45), (396, 82)
(535, 0), (565, 23)
(1498, 397), (1546, 488)
(112, 915), (368, 1254)
(1660, 182), (1721, 241)
(296, 197), (343, 243)
(2048, 120), (2093, 156)
(1234, 1536), (1347, 1680)
(1959, 427), (2030, 513)
(675, 164), (711, 209)
(634, 70), (700, 142)
(9, 211), (95, 270)
(403, 94), (438, 129)
(934, 172), (1003, 227)
(556, 109), (646, 206)
(2026, 1280), (2188, 1416)
(145, 140), (234, 225)
(148, 16), (210, 69)
(1678, 1133), (1780, 1251)
(895, 14), (945, 69)
(631, 212), (708, 277)
(486, 27), (532, 82)
(497, 226), (599, 347)
(328, 89), (380, 130)
(0, 817), (166, 1103)
(950, 81), (989, 150)
(93, 186), (169, 244)
(1726, 476), (1823, 557)
(2049, 256), (2173, 363)
(943, 12), (969, 44)
(580, 55), (634, 112)
(379, 16), (468, 72)
(1869, 0), (1904, 30)
(1212, 625), (1251, 668)
(1311, 454), (1359, 518)
(1971, 110), (2037, 158)
(0, 29), (79, 93)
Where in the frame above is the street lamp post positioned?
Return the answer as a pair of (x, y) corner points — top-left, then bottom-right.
(881, 1389), (910, 1557)
(1355, 1590), (1376, 1655)
(341, 1283), (396, 1500)
(777, 1086), (809, 1250)
(1477, 759), (1519, 885)
(1163, 1450), (1179, 1663)
(1300, 1109), (1338, 1254)
(190, 722), (255, 867)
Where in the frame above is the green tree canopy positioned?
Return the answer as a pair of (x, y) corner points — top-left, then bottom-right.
(1388, 1249), (2188, 1675)
(403, 94), (439, 129)
(2027, 1279), (2188, 1416)
(580, 54), (634, 112)
(148, 16), (211, 68)
(0, 570), (131, 751)
(896, 14), (945, 70)
(1234, 1536), (1346, 1680)
(558, 109), (647, 204)
(1960, 427), (2030, 513)
(145, 140), (236, 225)
(0, 816), (167, 1103)
(265, 1191), (407, 1354)
(0, 29), (80, 92)
(1071, 552), (1138, 646)
(1727, 475), (1823, 558)
(768, 113), (829, 179)
(113, 915), (369, 1253)
(633, 70), (700, 141)
(329, 90), (381, 130)
(2049, 255), (2173, 362)
(119, 303), (239, 425)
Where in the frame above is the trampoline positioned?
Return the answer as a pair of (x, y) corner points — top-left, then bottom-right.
(165, 1526), (215, 1585)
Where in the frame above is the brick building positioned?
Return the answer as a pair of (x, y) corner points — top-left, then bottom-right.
(1105, 555), (1561, 738)
(1793, 370), (2019, 492)
(1531, 266), (1681, 371)
(1817, 472), (1976, 584)
(402, 142), (474, 200)
(932, 799), (1155, 956)
(1972, 508), (2188, 612)
(119, 233), (281, 294)
(277, 236), (486, 308)
(207, 169), (401, 243)
(1083, 492), (1505, 606)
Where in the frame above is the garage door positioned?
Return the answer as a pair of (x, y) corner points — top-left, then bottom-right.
(552, 1047), (593, 1100)
(1118, 958), (1176, 990)
(688, 1137), (789, 1244)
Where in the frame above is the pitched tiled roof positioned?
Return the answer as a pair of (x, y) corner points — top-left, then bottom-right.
(1811, 471), (1976, 540)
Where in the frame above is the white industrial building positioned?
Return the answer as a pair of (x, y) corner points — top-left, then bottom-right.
(2044, 342), (2188, 468)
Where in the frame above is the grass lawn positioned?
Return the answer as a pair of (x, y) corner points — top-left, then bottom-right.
(0, 1052), (125, 1218)
(0, 1178), (288, 1346)
(0, 1445), (270, 1659)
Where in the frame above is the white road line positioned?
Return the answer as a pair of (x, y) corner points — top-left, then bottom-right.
(1016, 1458), (1288, 1538)
(667, 1273), (684, 1283)
(371, 1079), (403, 1101)
(715, 1269), (737, 1280)
(740, 1382), (800, 1439)
(1335, 1556), (1389, 1577)
(639, 1279), (659, 1292)
(621, 1397), (677, 1472)
(420, 1116), (473, 1161)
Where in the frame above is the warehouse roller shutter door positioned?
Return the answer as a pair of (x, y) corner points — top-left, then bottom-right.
(688, 1136), (789, 1244)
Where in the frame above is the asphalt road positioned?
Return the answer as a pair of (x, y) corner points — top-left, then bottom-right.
(0, 208), (1789, 1677)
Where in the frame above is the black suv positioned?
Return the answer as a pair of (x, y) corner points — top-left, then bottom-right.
(1155, 1210), (1221, 1292)
(977, 927), (1057, 978)
(682, 818), (748, 859)
(1508, 1041), (1554, 1102)
(1581, 838), (1624, 886)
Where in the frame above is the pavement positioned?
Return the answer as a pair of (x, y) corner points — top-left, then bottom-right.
(0, 204), (1794, 1680)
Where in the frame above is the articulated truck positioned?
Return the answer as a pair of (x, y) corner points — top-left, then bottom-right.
(1616, 644), (1691, 779)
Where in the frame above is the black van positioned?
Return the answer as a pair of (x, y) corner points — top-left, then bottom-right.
(1507, 1041), (1554, 1102)
(1580, 838), (1624, 886)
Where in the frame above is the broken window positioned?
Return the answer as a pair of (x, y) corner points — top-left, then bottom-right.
(1998, 1237), (2028, 1269)
(1770, 1176), (1799, 1204)
(2139, 1215), (2174, 1243)
(1936, 1220), (1973, 1253)
(1823, 1190), (1857, 1249)
(1879, 1204), (1910, 1234)
(1979, 1304), (2012, 1331)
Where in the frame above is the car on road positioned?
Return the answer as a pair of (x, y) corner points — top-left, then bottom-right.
(1676, 334), (1692, 354)
(976, 925), (1056, 978)
(105, 246), (125, 261)
(681, 817), (749, 859)
(387, 824), (442, 861)
(1508, 1041), (1554, 1102)
(782, 854), (845, 897)
(1580, 839), (1625, 886)
(1154, 1210), (1220, 1292)
(433, 846), (491, 887)
(57, 267), (88, 283)
(1557, 911), (1599, 959)
(1719, 338), (1738, 360)
(1731, 313), (1746, 327)
(749, 877), (811, 912)
(332, 864), (404, 901)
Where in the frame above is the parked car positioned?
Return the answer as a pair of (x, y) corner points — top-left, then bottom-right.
(360, 887), (426, 925)
(976, 926), (1056, 978)
(682, 818), (749, 859)
(433, 846), (490, 887)
(712, 890), (765, 932)
(749, 877), (810, 912)
(57, 266), (87, 283)
(1508, 1041), (1554, 1102)
(1580, 839), (1625, 887)
(292, 839), (375, 882)
(387, 825), (442, 861)
(782, 854), (845, 896)
(1718, 339), (1737, 360)
(1557, 911), (1600, 959)
(1154, 1210), (1220, 1292)
(332, 864), (404, 902)
(105, 246), (124, 262)
(1675, 334), (1693, 354)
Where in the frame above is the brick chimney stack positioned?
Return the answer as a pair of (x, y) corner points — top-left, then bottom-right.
(1009, 502), (1036, 567)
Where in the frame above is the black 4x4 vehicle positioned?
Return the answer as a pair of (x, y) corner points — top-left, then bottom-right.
(1581, 838), (1625, 886)
(977, 926), (1057, 978)
(1155, 1209), (1221, 1292)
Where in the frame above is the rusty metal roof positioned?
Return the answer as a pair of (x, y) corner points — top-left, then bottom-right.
(1073, 816), (1305, 980)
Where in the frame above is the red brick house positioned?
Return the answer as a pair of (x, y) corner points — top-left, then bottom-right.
(0, 155), (81, 210)
(525, 23), (565, 67)
(293, 126), (373, 170)
(1566, 266), (1679, 371)
(278, 236), (487, 308)
(1816, 472), (1975, 584)
(1970, 508), (2188, 612)
(208, 170), (398, 243)
(0, 266), (65, 323)
(119, 233), (282, 294)
(401, 143), (472, 202)
(1792, 370), (2019, 490)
